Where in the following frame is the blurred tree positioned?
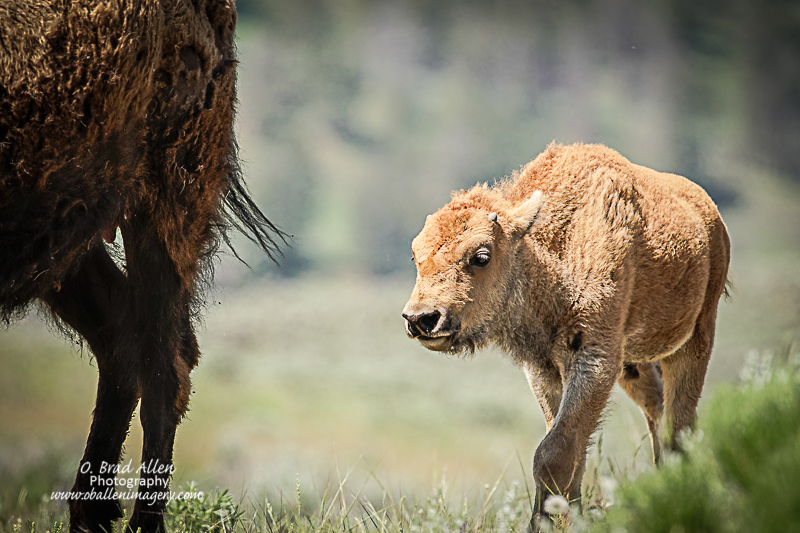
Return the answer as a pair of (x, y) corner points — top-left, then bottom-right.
(739, 0), (800, 177)
(234, 0), (794, 278)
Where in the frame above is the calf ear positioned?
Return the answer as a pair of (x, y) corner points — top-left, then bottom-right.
(507, 190), (543, 239)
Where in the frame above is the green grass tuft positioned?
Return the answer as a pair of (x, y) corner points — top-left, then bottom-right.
(166, 482), (244, 533)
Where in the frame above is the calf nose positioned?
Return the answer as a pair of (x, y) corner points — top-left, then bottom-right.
(402, 305), (442, 337)
(416, 311), (441, 335)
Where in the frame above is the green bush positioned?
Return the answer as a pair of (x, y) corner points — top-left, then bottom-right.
(596, 350), (800, 533)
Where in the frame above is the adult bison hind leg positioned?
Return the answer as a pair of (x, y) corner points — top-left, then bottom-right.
(118, 213), (202, 533)
(42, 246), (139, 533)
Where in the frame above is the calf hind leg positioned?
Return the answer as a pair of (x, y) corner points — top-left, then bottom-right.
(661, 223), (728, 451)
(43, 246), (139, 533)
(660, 336), (712, 451)
(617, 362), (664, 464)
(660, 294), (722, 451)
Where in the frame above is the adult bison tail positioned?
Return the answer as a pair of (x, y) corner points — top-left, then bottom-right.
(220, 154), (290, 266)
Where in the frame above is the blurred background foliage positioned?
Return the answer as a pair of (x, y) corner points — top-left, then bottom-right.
(2, 0), (800, 523)
(228, 0), (799, 277)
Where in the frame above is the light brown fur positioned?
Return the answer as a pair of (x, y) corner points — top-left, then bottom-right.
(402, 143), (730, 528)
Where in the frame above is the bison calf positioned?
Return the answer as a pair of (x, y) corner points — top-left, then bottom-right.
(402, 143), (730, 527)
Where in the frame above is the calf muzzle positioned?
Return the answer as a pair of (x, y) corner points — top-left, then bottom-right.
(402, 303), (460, 353)
(403, 308), (442, 338)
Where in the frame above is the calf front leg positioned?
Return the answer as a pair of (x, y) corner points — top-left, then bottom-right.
(530, 345), (620, 531)
(522, 359), (563, 432)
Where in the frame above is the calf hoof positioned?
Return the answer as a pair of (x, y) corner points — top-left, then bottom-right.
(69, 496), (123, 533)
(528, 512), (553, 533)
(529, 494), (573, 532)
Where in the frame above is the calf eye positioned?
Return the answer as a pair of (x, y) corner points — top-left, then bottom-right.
(469, 248), (491, 268)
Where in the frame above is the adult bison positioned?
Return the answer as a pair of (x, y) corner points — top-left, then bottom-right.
(402, 143), (730, 528)
(0, 1), (283, 532)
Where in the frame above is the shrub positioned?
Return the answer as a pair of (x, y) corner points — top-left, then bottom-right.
(596, 348), (800, 533)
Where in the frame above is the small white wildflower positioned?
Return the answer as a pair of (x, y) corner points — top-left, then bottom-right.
(740, 349), (774, 386)
(588, 508), (604, 520)
(598, 475), (618, 506)
(543, 494), (570, 515)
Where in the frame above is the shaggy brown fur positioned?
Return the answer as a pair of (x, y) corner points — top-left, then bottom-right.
(0, 2), (283, 532)
(402, 143), (730, 530)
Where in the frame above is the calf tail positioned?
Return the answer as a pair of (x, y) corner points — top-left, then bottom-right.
(723, 277), (733, 300)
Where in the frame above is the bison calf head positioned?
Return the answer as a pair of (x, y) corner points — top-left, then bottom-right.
(403, 188), (543, 355)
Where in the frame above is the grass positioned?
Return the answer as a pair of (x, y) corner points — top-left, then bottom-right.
(3, 344), (799, 533)
(0, 469), (544, 533)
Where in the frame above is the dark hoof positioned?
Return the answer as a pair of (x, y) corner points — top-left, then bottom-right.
(69, 495), (124, 533)
(127, 509), (166, 533)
